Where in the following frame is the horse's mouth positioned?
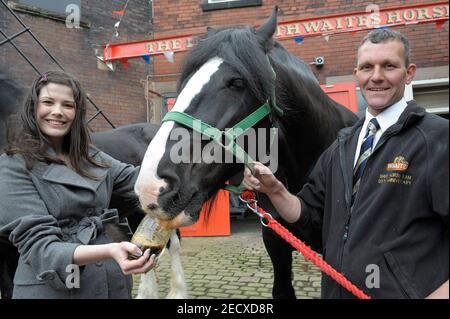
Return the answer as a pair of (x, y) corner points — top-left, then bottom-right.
(158, 212), (197, 229)
(142, 198), (201, 229)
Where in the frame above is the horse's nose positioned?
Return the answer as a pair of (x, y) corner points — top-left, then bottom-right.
(134, 174), (169, 215)
(147, 203), (159, 211)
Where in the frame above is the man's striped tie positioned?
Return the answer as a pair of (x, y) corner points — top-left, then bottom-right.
(352, 118), (380, 206)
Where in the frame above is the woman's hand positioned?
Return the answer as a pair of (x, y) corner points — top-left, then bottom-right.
(109, 242), (157, 275)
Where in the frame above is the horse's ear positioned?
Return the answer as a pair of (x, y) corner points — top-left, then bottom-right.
(206, 26), (217, 35)
(255, 6), (278, 42)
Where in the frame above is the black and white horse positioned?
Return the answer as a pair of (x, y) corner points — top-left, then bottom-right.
(134, 7), (358, 298)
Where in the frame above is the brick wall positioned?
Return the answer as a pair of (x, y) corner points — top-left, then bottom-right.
(1, 0), (448, 130)
(1, 0), (153, 131)
(151, 0), (448, 85)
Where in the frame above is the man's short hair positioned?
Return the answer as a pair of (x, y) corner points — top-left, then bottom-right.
(358, 29), (411, 66)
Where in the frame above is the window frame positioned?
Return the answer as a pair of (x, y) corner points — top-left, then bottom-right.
(8, 0), (88, 27)
(410, 78), (449, 115)
(161, 93), (178, 118)
(14, 0), (81, 15)
(201, 0), (262, 12)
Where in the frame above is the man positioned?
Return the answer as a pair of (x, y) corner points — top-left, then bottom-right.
(243, 29), (448, 299)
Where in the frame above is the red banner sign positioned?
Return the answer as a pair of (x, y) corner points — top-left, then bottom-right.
(276, 2), (449, 39)
(104, 2), (449, 61)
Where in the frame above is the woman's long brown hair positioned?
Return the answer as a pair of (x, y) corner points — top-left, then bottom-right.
(6, 70), (108, 180)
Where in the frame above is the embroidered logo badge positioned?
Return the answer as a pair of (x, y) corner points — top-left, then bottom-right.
(386, 156), (409, 171)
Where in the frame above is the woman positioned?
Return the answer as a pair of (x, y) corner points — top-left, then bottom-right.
(0, 71), (155, 298)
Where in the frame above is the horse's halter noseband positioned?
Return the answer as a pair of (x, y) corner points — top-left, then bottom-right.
(161, 56), (282, 193)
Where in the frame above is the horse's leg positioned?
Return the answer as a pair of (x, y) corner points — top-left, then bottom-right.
(165, 230), (187, 299)
(135, 270), (159, 299)
(0, 243), (19, 299)
(262, 225), (296, 299)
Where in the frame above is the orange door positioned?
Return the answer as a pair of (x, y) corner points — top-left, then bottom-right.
(180, 190), (230, 237)
(321, 82), (358, 112)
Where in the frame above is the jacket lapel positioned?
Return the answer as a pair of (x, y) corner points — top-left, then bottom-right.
(35, 147), (108, 192)
(41, 163), (107, 192)
(338, 119), (363, 209)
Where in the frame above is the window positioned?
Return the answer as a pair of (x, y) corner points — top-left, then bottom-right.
(201, 0), (262, 12)
(16, 0), (81, 16)
(411, 79), (449, 117)
(161, 94), (178, 118)
(208, 0), (240, 3)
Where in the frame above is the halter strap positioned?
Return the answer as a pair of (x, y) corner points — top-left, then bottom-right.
(162, 102), (271, 172)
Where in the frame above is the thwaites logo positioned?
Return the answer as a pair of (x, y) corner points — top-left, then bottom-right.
(386, 156), (409, 172)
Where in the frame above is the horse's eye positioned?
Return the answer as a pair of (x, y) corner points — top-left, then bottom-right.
(228, 78), (245, 90)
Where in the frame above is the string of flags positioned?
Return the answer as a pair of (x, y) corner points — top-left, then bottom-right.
(98, 0), (175, 70)
(112, 0), (131, 38)
(292, 20), (447, 44)
(100, 2), (448, 71)
(98, 51), (174, 71)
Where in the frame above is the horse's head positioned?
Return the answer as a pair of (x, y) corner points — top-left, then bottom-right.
(135, 8), (281, 227)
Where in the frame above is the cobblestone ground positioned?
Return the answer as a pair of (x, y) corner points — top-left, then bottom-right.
(132, 215), (322, 299)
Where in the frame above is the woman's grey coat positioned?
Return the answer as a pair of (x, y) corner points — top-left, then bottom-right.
(0, 148), (140, 299)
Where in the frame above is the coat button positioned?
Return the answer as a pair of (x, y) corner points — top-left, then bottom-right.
(95, 262), (103, 267)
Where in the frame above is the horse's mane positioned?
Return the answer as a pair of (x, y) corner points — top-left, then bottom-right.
(179, 26), (275, 105)
(179, 26), (348, 126)
(0, 71), (24, 153)
(0, 71), (24, 117)
(269, 42), (346, 122)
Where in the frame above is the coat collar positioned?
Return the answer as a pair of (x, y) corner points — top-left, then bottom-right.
(338, 100), (426, 143)
(34, 146), (108, 193)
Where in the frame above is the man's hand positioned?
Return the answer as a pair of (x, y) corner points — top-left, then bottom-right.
(426, 280), (449, 299)
(242, 162), (282, 195)
(242, 162), (301, 223)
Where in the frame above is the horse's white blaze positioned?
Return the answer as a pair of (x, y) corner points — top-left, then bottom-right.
(135, 57), (224, 218)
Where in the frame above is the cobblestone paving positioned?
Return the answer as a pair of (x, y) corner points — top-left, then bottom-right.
(132, 216), (322, 299)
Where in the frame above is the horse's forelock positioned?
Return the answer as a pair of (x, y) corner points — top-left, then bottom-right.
(179, 27), (274, 104)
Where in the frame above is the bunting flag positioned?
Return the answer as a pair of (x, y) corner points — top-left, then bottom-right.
(111, 0), (130, 38)
(96, 55), (114, 71)
(435, 20), (446, 29)
(120, 58), (129, 69)
(293, 35), (305, 44)
(113, 21), (121, 37)
(106, 61), (114, 71)
(163, 51), (174, 63)
(141, 54), (151, 64)
(112, 10), (125, 17)
(323, 35), (330, 42)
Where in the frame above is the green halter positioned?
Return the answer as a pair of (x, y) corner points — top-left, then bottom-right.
(161, 57), (282, 193)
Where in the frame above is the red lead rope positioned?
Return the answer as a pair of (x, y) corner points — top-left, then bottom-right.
(241, 190), (371, 300)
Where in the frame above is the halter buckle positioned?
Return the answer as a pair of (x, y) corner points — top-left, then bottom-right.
(215, 131), (234, 151)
